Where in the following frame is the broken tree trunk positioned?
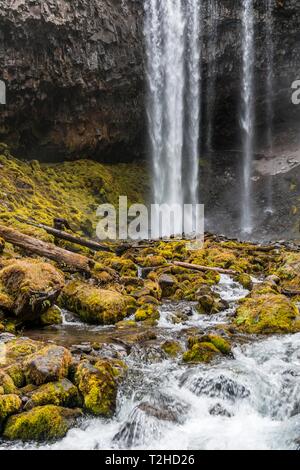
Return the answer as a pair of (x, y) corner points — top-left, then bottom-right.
(172, 261), (237, 275)
(0, 226), (94, 272)
(16, 218), (113, 253)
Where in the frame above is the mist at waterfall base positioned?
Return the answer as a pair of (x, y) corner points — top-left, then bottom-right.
(145, 0), (300, 242)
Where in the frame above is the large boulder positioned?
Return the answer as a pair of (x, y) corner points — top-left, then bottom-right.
(24, 345), (72, 385)
(3, 405), (82, 441)
(23, 378), (81, 410)
(0, 259), (65, 323)
(75, 359), (126, 416)
(235, 291), (300, 334)
(59, 281), (136, 325)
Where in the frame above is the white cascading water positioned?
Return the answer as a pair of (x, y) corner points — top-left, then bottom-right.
(185, 0), (202, 209)
(2, 277), (300, 450)
(144, 0), (202, 236)
(241, 0), (255, 234)
(265, 0), (275, 214)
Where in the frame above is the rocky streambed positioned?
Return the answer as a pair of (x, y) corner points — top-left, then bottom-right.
(0, 234), (300, 450)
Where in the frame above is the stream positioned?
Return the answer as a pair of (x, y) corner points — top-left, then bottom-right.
(1, 276), (300, 450)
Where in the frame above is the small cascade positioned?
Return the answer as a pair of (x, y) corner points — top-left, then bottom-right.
(241, 0), (255, 234)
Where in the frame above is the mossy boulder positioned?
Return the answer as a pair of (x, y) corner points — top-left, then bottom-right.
(0, 338), (43, 368)
(75, 359), (126, 416)
(4, 363), (26, 388)
(183, 334), (231, 363)
(275, 252), (300, 293)
(196, 292), (228, 315)
(158, 274), (178, 298)
(0, 237), (5, 254)
(24, 378), (81, 410)
(0, 259), (65, 323)
(161, 340), (182, 357)
(3, 405), (82, 441)
(135, 304), (160, 323)
(40, 306), (63, 326)
(24, 345), (72, 385)
(183, 342), (220, 364)
(59, 281), (136, 325)
(235, 292), (300, 334)
(0, 394), (22, 424)
(140, 255), (167, 268)
(235, 273), (253, 290)
(0, 370), (16, 394)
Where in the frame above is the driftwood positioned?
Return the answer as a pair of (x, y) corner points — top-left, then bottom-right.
(173, 261), (237, 275)
(282, 289), (300, 297)
(16, 218), (113, 253)
(0, 225), (94, 272)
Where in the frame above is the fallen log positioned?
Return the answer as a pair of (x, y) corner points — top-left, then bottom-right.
(0, 225), (94, 272)
(282, 289), (300, 297)
(172, 261), (237, 275)
(15, 218), (113, 253)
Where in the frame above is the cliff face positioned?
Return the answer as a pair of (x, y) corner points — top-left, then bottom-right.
(0, 0), (299, 161)
(0, 0), (144, 162)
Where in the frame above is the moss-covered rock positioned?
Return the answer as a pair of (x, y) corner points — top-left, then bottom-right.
(75, 359), (126, 416)
(59, 280), (136, 325)
(4, 363), (25, 388)
(196, 291), (228, 315)
(40, 306), (63, 326)
(0, 370), (16, 394)
(0, 238), (5, 254)
(134, 304), (160, 323)
(158, 274), (178, 298)
(0, 394), (22, 424)
(24, 378), (81, 410)
(24, 345), (72, 385)
(275, 252), (300, 293)
(235, 273), (253, 290)
(3, 405), (82, 441)
(0, 259), (65, 323)
(1, 338), (43, 368)
(235, 292), (300, 334)
(161, 340), (182, 357)
(184, 333), (232, 363)
(183, 342), (220, 364)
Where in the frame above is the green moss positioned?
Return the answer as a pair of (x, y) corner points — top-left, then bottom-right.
(3, 405), (82, 441)
(0, 149), (146, 241)
(5, 363), (26, 388)
(161, 340), (182, 357)
(135, 304), (160, 322)
(0, 370), (16, 394)
(235, 293), (300, 334)
(40, 306), (63, 326)
(24, 378), (81, 410)
(0, 394), (22, 424)
(187, 334), (231, 355)
(183, 342), (220, 364)
(75, 359), (125, 416)
(235, 273), (253, 290)
(140, 256), (167, 268)
(59, 280), (137, 325)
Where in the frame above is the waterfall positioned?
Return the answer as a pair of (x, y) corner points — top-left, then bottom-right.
(205, 0), (218, 153)
(144, 0), (202, 236)
(241, 0), (255, 234)
(265, 0), (275, 214)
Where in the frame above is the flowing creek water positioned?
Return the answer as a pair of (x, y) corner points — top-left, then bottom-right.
(1, 275), (300, 450)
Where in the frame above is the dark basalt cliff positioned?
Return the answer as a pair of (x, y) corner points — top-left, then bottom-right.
(0, 0), (144, 162)
(0, 0), (299, 162)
